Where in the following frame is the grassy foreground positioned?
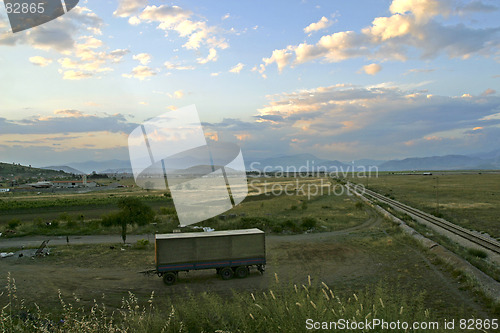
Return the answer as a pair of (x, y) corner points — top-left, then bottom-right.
(1, 273), (436, 333)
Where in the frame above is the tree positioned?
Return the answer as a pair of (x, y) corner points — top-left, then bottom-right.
(101, 197), (156, 243)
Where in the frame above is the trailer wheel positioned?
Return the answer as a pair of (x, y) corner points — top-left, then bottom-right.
(219, 267), (234, 280)
(235, 266), (249, 279)
(163, 272), (177, 285)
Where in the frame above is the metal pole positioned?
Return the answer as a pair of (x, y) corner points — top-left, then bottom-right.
(435, 177), (439, 214)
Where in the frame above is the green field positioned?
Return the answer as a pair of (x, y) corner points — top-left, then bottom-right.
(1, 175), (499, 332)
(349, 172), (500, 239)
(1, 177), (369, 237)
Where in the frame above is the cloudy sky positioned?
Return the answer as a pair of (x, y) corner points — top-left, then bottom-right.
(0, 0), (499, 167)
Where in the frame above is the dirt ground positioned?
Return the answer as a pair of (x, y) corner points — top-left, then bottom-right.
(0, 210), (496, 321)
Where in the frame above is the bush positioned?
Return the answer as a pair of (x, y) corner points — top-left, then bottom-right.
(355, 201), (364, 210)
(468, 248), (488, 259)
(134, 239), (150, 249)
(301, 201), (308, 210)
(159, 206), (176, 215)
(301, 217), (317, 230)
(7, 218), (21, 230)
(431, 211), (444, 218)
(290, 205), (297, 210)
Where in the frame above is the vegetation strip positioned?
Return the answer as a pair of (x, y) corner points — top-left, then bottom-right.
(349, 185), (500, 304)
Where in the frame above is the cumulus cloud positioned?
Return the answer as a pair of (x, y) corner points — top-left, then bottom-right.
(197, 48), (218, 64)
(62, 70), (93, 80)
(29, 56), (52, 67)
(229, 62), (245, 74)
(120, 4), (228, 52)
(1, 6), (128, 80)
(114, 0), (148, 17)
(482, 88), (496, 96)
(304, 16), (332, 35)
(133, 53), (152, 65)
(0, 6), (103, 52)
(260, 0), (500, 73)
(168, 90), (184, 99)
(203, 84), (500, 160)
(0, 111), (135, 135)
(57, 36), (129, 80)
(164, 61), (195, 70)
(360, 63), (382, 75)
(122, 65), (157, 80)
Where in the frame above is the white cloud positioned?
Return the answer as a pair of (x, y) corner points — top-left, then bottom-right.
(197, 48), (218, 64)
(229, 62), (245, 74)
(360, 63), (382, 75)
(261, 0), (500, 73)
(123, 5), (228, 51)
(122, 65), (157, 80)
(168, 90), (184, 99)
(133, 53), (152, 65)
(222, 13), (230, 20)
(164, 61), (195, 70)
(236, 83), (500, 159)
(114, 0), (148, 18)
(29, 56), (52, 67)
(57, 36), (129, 80)
(0, 6), (129, 80)
(0, 6), (104, 52)
(304, 16), (332, 35)
(263, 49), (293, 72)
(62, 70), (93, 80)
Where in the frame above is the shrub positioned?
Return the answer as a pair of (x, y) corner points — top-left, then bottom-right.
(431, 211), (444, 218)
(159, 207), (176, 215)
(7, 218), (21, 230)
(301, 201), (308, 210)
(468, 248), (488, 259)
(301, 217), (317, 230)
(355, 201), (364, 210)
(290, 205), (297, 210)
(134, 239), (150, 249)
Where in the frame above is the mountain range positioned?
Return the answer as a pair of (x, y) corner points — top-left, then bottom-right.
(40, 149), (500, 174)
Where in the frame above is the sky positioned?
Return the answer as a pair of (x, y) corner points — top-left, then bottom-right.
(0, 0), (499, 167)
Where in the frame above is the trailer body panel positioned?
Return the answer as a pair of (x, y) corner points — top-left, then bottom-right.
(155, 228), (265, 272)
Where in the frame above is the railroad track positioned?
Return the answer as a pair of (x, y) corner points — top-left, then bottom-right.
(348, 184), (500, 255)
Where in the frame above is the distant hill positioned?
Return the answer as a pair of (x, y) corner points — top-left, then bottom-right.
(42, 165), (85, 175)
(378, 154), (499, 171)
(0, 162), (70, 179)
(47, 159), (133, 174)
(246, 153), (351, 172)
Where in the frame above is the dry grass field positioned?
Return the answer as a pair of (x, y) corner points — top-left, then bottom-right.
(351, 172), (500, 239)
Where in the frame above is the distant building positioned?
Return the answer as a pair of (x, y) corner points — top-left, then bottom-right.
(52, 180), (96, 188)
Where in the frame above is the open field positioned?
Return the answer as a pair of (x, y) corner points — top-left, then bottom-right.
(0, 177), (368, 237)
(349, 172), (500, 239)
(1, 215), (498, 331)
(1, 175), (499, 331)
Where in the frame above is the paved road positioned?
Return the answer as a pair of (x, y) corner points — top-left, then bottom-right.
(0, 234), (155, 249)
(0, 214), (381, 250)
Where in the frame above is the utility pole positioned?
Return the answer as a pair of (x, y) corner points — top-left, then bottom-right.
(435, 177), (439, 214)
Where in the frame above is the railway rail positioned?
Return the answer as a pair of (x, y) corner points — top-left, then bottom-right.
(349, 184), (500, 255)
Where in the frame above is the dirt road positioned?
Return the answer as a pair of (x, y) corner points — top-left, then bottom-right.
(0, 211), (492, 319)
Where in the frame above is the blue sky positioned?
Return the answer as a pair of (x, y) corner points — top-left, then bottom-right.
(0, 0), (499, 166)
